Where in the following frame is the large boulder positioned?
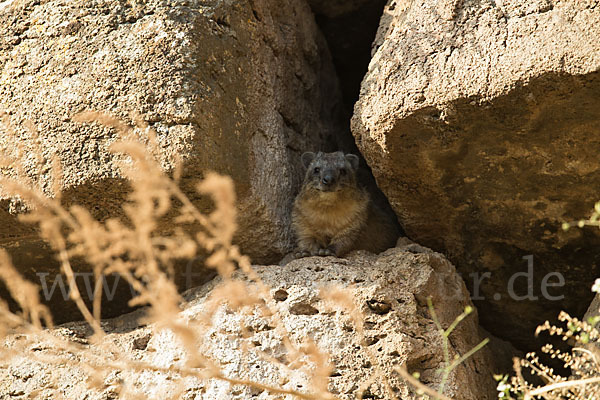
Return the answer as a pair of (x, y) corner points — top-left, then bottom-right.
(0, 245), (504, 399)
(0, 0), (344, 320)
(352, 0), (600, 350)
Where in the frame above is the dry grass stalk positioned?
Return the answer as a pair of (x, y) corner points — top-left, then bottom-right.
(0, 112), (488, 399)
(0, 112), (354, 399)
(497, 312), (600, 399)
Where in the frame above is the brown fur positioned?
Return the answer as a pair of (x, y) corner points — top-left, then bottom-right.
(292, 151), (399, 257)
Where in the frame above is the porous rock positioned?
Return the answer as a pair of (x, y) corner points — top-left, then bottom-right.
(0, 0), (343, 320)
(0, 246), (504, 399)
(352, 0), (600, 349)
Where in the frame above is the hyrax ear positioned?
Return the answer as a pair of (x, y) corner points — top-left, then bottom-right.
(301, 152), (316, 169)
(345, 154), (359, 170)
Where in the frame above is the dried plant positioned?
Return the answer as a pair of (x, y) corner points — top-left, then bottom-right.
(0, 111), (343, 399)
(0, 112), (490, 399)
(394, 298), (489, 400)
(494, 206), (600, 399)
(495, 311), (600, 399)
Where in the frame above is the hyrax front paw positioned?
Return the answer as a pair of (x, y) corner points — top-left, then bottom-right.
(316, 248), (336, 257)
(294, 250), (311, 259)
(294, 247), (335, 258)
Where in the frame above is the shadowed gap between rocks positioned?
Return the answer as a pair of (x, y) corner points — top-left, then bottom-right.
(308, 0), (403, 234)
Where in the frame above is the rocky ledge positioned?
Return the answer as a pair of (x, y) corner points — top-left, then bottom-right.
(1, 243), (511, 399)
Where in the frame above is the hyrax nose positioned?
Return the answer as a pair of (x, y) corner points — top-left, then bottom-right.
(321, 173), (334, 185)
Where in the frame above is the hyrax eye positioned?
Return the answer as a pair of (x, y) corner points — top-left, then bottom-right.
(313, 167), (320, 174)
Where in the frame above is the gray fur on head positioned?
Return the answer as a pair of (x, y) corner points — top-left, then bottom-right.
(301, 151), (317, 169)
(301, 151), (359, 191)
(345, 153), (359, 170)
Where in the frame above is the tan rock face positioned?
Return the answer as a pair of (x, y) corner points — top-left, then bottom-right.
(0, 246), (504, 399)
(352, 0), (600, 349)
(0, 0), (344, 319)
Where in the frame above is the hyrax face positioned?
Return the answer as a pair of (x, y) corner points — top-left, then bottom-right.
(301, 151), (359, 193)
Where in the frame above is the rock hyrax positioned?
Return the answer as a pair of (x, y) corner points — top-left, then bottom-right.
(292, 151), (399, 257)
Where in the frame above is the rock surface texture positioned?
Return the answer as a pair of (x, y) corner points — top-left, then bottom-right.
(0, 0), (343, 319)
(352, 0), (600, 349)
(0, 246), (502, 399)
